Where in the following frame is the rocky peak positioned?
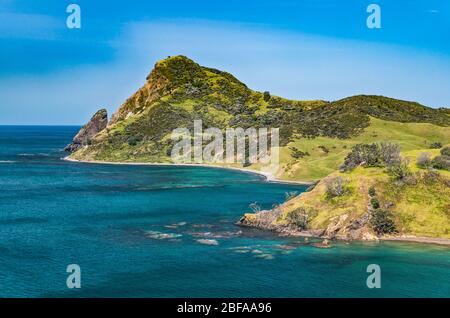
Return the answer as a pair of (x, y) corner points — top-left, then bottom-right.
(109, 56), (204, 125)
(65, 109), (108, 152)
(108, 55), (249, 125)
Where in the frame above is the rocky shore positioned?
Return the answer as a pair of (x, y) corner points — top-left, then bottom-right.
(238, 210), (450, 246)
(64, 109), (108, 152)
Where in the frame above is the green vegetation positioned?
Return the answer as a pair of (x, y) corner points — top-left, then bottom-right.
(429, 142), (443, 149)
(324, 176), (348, 198)
(286, 207), (313, 230)
(371, 209), (397, 235)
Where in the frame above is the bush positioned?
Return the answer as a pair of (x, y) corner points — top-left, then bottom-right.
(127, 135), (143, 146)
(263, 91), (271, 101)
(387, 158), (412, 181)
(440, 146), (450, 156)
(371, 210), (397, 235)
(340, 142), (400, 171)
(416, 152), (431, 168)
(431, 155), (450, 171)
(422, 170), (440, 184)
(318, 145), (329, 153)
(289, 147), (309, 159)
(340, 143), (380, 171)
(325, 176), (347, 198)
(368, 186), (376, 197)
(370, 197), (380, 209)
(286, 207), (312, 230)
(380, 142), (401, 166)
(429, 142), (442, 149)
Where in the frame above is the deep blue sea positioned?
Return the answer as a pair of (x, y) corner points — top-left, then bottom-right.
(0, 126), (449, 297)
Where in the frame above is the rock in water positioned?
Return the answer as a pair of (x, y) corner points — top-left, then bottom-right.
(64, 109), (108, 152)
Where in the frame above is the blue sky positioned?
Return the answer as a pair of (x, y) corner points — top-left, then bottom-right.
(0, 0), (449, 124)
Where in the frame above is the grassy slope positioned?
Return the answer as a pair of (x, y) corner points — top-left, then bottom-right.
(265, 161), (450, 239)
(274, 117), (450, 181)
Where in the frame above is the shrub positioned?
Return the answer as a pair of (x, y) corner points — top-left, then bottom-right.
(380, 142), (401, 166)
(371, 210), (397, 235)
(289, 147), (309, 159)
(341, 142), (402, 172)
(422, 170), (440, 184)
(370, 197), (380, 209)
(429, 142), (442, 149)
(440, 146), (450, 156)
(340, 143), (382, 171)
(263, 91), (271, 101)
(431, 155), (450, 171)
(416, 152), (431, 168)
(286, 207), (312, 230)
(318, 145), (329, 153)
(127, 135), (143, 146)
(368, 186), (376, 197)
(387, 158), (412, 181)
(325, 176), (347, 198)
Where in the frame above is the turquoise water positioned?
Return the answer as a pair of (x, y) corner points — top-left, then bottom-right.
(0, 126), (449, 297)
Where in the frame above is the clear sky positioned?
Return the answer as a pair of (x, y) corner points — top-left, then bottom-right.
(0, 0), (449, 124)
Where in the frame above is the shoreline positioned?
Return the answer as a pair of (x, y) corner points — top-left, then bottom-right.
(62, 156), (313, 186)
(380, 236), (450, 246)
(239, 222), (450, 246)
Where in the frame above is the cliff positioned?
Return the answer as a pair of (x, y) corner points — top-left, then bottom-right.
(65, 109), (108, 152)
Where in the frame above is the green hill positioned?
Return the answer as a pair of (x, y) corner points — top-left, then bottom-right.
(71, 56), (449, 170)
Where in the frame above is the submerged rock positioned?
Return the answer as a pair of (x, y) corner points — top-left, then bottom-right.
(196, 239), (219, 245)
(145, 230), (182, 240)
(64, 109), (108, 152)
(312, 239), (332, 249)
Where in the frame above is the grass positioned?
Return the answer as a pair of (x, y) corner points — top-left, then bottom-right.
(271, 117), (450, 181)
(272, 164), (450, 238)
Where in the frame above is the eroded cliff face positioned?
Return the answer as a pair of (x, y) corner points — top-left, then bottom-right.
(65, 109), (108, 152)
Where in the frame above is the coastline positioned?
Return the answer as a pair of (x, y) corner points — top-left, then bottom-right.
(62, 156), (313, 186)
(63, 156), (450, 247)
(239, 221), (450, 246)
(380, 236), (450, 246)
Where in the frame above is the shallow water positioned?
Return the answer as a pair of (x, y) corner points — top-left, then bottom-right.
(0, 126), (449, 297)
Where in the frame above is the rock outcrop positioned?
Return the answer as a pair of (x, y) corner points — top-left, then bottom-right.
(64, 109), (108, 152)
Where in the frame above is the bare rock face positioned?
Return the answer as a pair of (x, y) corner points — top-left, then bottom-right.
(64, 109), (108, 152)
